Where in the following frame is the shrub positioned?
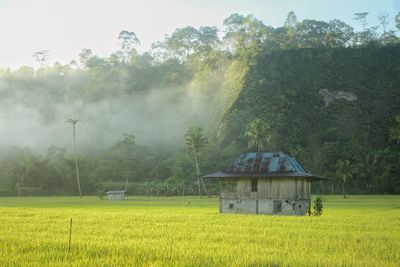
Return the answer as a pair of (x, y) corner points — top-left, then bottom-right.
(313, 195), (324, 216)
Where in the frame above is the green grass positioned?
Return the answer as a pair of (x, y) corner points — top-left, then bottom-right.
(0, 195), (399, 266)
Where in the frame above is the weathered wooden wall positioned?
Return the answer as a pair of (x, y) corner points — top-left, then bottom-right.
(220, 177), (311, 200)
(219, 177), (311, 215)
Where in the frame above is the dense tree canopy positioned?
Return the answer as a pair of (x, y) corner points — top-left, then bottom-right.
(0, 11), (399, 196)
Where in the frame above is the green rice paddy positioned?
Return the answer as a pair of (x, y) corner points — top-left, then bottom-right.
(0, 195), (399, 266)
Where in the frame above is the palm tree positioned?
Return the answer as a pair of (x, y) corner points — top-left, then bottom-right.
(66, 119), (82, 198)
(389, 115), (400, 145)
(335, 159), (352, 198)
(184, 126), (208, 198)
(357, 153), (378, 193)
(244, 118), (272, 151)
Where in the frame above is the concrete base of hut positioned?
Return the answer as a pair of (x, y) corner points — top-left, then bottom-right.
(220, 198), (310, 215)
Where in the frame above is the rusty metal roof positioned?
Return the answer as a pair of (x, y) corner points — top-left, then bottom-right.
(203, 152), (328, 180)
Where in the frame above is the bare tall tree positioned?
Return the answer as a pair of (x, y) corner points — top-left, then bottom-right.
(32, 50), (49, 67)
(378, 12), (389, 33)
(66, 119), (82, 198)
(353, 12), (369, 31)
(118, 30), (140, 63)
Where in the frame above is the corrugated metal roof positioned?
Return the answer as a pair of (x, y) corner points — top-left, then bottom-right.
(224, 152), (304, 173)
(203, 171), (312, 178)
(204, 152), (328, 180)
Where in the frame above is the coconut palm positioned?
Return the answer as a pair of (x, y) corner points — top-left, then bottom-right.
(356, 153), (378, 193)
(335, 159), (352, 198)
(389, 115), (400, 145)
(184, 126), (208, 197)
(244, 118), (272, 151)
(66, 119), (82, 198)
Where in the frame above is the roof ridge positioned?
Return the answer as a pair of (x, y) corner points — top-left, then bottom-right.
(280, 152), (297, 172)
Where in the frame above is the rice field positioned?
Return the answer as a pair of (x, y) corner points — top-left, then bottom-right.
(0, 195), (399, 266)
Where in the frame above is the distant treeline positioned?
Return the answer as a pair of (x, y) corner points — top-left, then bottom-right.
(0, 12), (400, 196)
(0, 134), (223, 196)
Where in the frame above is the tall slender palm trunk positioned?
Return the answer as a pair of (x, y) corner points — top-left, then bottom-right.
(342, 181), (346, 199)
(194, 151), (202, 198)
(194, 151), (209, 197)
(72, 124), (82, 198)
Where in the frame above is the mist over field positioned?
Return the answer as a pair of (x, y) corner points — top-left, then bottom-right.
(0, 74), (225, 152)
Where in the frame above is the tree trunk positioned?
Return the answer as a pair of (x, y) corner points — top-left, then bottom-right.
(195, 152), (209, 196)
(182, 180), (185, 204)
(194, 151), (202, 198)
(200, 177), (209, 197)
(342, 181), (346, 198)
(72, 124), (82, 198)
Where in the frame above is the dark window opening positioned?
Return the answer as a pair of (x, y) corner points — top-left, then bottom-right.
(251, 179), (258, 192)
(229, 203), (234, 209)
(273, 200), (282, 213)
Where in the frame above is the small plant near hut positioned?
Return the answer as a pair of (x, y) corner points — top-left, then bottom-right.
(313, 195), (324, 216)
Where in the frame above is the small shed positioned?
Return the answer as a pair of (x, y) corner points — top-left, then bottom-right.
(105, 190), (127, 200)
(203, 152), (327, 215)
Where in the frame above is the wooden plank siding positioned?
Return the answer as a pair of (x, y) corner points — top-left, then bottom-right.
(220, 177), (311, 200)
(220, 179), (238, 199)
(238, 179), (250, 198)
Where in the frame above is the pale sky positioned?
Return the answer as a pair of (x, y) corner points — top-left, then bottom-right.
(0, 0), (398, 69)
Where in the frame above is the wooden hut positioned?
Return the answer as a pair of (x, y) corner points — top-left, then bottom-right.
(105, 190), (127, 200)
(203, 152), (327, 215)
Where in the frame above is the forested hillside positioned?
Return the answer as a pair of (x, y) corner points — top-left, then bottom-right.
(221, 46), (400, 194)
(0, 12), (399, 196)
